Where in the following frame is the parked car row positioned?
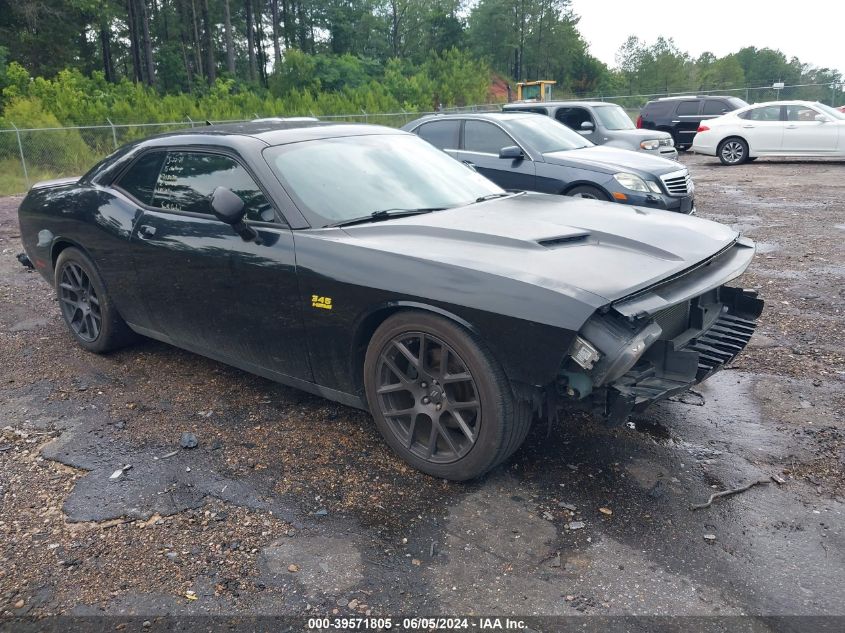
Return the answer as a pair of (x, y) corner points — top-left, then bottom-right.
(18, 114), (763, 480)
(505, 94), (845, 167)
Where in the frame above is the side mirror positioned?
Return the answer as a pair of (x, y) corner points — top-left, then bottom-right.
(580, 121), (595, 133)
(499, 145), (524, 160)
(814, 114), (829, 123)
(210, 186), (259, 243)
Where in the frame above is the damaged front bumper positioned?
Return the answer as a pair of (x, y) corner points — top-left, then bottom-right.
(601, 286), (762, 423)
(556, 238), (764, 424)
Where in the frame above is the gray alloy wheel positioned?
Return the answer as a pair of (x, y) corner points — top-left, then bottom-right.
(58, 261), (102, 342)
(718, 138), (749, 165)
(364, 311), (533, 480)
(375, 331), (481, 464)
(54, 247), (137, 353)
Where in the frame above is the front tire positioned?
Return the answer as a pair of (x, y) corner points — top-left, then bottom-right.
(54, 247), (136, 353)
(718, 137), (749, 165)
(565, 185), (611, 201)
(364, 311), (532, 480)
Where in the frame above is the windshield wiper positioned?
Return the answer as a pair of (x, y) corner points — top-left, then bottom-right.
(327, 207), (446, 228)
(472, 191), (524, 204)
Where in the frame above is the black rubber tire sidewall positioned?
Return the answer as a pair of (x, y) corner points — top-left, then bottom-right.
(364, 311), (518, 481)
(54, 247), (135, 353)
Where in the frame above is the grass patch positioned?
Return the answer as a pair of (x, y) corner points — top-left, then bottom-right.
(0, 159), (71, 196)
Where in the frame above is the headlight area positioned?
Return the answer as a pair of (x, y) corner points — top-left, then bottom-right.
(613, 172), (663, 194)
(556, 314), (662, 401)
(555, 286), (764, 426)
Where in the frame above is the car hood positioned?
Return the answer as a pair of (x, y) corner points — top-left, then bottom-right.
(542, 145), (681, 175)
(335, 193), (744, 305)
(614, 128), (673, 141)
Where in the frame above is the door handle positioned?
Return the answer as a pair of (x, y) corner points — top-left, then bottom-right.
(786, 125), (798, 129)
(138, 224), (157, 238)
(742, 124), (755, 128)
(671, 120), (681, 124)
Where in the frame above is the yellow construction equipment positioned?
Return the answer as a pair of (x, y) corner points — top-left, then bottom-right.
(515, 80), (556, 102)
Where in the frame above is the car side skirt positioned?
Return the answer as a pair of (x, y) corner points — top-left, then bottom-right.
(128, 323), (368, 411)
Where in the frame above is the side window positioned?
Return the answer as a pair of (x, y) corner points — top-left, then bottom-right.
(463, 121), (516, 154)
(116, 151), (166, 205)
(786, 105), (819, 122)
(740, 106), (782, 121)
(676, 101), (700, 116)
(152, 152), (275, 223)
(702, 100), (728, 115)
(416, 120), (461, 150)
(555, 107), (593, 129)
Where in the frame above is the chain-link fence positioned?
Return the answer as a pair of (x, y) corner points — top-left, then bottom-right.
(0, 103), (502, 196)
(1, 81), (841, 196)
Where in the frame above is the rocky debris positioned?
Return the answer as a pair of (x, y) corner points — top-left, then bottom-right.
(179, 432), (198, 449)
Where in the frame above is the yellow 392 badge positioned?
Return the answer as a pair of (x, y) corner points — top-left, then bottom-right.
(311, 294), (333, 310)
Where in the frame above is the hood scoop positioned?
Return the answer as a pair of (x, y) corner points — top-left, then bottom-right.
(537, 233), (589, 248)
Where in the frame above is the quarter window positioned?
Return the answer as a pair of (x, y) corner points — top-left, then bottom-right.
(676, 101), (700, 116)
(702, 100), (728, 115)
(116, 151), (166, 206)
(463, 121), (516, 154)
(416, 120), (461, 150)
(152, 152), (275, 222)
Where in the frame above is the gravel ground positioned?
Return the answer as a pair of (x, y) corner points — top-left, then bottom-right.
(0, 153), (843, 628)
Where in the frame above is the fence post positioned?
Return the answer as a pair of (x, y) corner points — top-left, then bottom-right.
(106, 118), (118, 149)
(186, 115), (195, 128)
(11, 124), (30, 189)
(361, 108), (368, 123)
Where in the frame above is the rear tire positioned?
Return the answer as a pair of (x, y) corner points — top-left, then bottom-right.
(565, 185), (611, 202)
(717, 137), (749, 165)
(54, 247), (137, 353)
(364, 311), (532, 480)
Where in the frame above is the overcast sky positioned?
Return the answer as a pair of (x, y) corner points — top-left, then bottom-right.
(570, 0), (844, 75)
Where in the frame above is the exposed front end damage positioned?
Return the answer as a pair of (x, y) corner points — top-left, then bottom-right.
(555, 238), (764, 424)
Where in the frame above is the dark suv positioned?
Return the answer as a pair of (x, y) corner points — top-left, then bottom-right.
(637, 96), (748, 149)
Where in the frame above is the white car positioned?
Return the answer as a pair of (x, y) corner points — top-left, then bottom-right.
(692, 100), (845, 165)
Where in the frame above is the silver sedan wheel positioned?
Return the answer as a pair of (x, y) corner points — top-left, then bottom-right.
(721, 140), (746, 164)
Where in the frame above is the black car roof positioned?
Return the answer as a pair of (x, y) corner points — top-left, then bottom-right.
(141, 120), (403, 146)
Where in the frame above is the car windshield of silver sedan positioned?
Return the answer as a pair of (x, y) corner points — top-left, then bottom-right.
(503, 115), (593, 153)
(263, 134), (504, 227)
(593, 105), (636, 130)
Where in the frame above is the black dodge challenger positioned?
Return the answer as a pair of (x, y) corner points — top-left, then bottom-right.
(18, 121), (763, 480)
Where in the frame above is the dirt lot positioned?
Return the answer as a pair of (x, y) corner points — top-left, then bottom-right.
(1, 154), (843, 629)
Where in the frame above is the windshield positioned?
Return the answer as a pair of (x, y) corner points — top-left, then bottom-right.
(814, 102), (845, 120)
(501, 115), (593, 153)
(263, 134), (503, 227)
(593, 105), (635, 130)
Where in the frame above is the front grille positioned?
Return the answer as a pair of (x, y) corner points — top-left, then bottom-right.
(660, 169), (692, 196)
(654, 301), (690, 339)
(686, 312), (757, 380)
